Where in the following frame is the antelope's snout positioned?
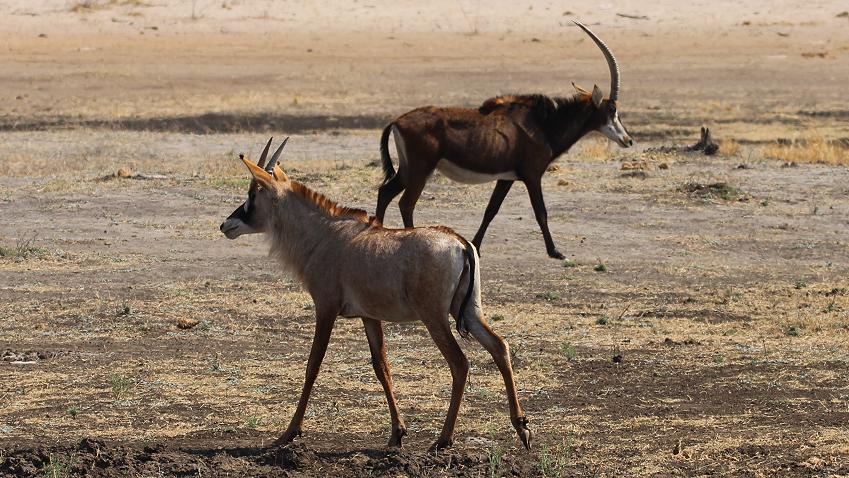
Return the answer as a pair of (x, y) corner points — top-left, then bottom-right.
(599, 111), (634, 149)
(220, 204), (252, 239)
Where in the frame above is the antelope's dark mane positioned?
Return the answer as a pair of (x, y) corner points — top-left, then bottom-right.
(290, 181), (381, 226)
(478, 93), (592, 121)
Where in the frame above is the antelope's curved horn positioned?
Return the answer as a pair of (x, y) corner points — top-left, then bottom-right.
(573, 21), (620, 102)
(265, 137), (289, 172)
(256, 137), (274, 169)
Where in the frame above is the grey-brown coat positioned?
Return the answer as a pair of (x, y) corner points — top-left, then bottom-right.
(219, 139), (531, 450)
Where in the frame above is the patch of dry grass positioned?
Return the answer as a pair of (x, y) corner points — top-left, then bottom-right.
(762, 138), (849, 165)
(578, 137), (611, 161)
(69, 0), (150, 13)
(719, 139), (742, 157)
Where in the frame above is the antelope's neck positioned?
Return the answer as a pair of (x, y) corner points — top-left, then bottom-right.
(548, 100), (595, 157)
(266, 193), (359, 281)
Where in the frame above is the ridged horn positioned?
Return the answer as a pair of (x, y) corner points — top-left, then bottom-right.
(573, 20), (620, 102)
(256, 137), (274, 169)
(265, 137), (289, 172)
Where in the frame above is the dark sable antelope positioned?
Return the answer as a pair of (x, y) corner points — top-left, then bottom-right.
(220, 138), (531, 450)
(375, 21), (633, 259)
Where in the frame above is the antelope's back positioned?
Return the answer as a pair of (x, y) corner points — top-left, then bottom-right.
(336, 225), (467, 322)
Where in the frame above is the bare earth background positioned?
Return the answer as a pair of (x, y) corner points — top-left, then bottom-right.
(1, 1), (848, 477)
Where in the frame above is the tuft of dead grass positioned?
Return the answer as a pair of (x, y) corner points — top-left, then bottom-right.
(578, 137), (611, 161)
(761, 138), (849, 165)
(679, 182), (749, 201)
(719, 139), (742, 157)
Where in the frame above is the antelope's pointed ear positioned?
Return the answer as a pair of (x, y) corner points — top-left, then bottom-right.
(572, 82), (591, 95)
(241, 156), (277, 191)
(271, 164), (288, 183)
(591, 85), (604, 108)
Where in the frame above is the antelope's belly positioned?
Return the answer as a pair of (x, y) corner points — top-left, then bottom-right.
(436, 159), (518, 184)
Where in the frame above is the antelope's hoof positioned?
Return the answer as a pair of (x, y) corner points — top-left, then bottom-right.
(430, 437), (453, 451)
(388, 426), (407, 448)
(547, 249), (565, 260)
(274, 428), (302, 446)
(513, 416), (532, 450)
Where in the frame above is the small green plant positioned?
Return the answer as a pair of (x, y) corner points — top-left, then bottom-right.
(786, 326), (799, 337)
(560, 342), (577, 361)
(712, 354), (724, 364)
(0, 235), (47, 260)
(42, 453), (72, 478)
(536, 441), (570, 477)
(595, 315), (609, 326)
(489, 314), (505, 323)
(244, 416), (260, 429)
(824, 301), (836, 313)
(720, 287), (743, 304)
(488, 442), (505, 478)
(66, 406), (79, 419)
(593, 261), (608, 272)
(536, 291), (561, 301)
(110, 373), (132, 399)
(562, 259), (577, 268)
(209, 355), (221, 372)
(794, 280), (808, 289)
(118, 303), (131, 316)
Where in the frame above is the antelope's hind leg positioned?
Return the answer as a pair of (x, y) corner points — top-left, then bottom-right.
(466, 314), (532, 450)
(362, 318), (407, 447)
(375, 174), (405, 223)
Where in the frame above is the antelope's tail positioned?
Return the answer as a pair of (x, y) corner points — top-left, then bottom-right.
(457, 238), (479, 338)
(379, 123), (396, 186)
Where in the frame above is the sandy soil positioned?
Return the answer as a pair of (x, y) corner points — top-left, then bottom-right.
(1, 1), (849, 477)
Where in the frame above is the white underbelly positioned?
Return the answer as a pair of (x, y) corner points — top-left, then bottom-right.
(436, 159), (518, 184)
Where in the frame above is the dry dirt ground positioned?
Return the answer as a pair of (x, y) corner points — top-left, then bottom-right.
(2, 1), (849, 477)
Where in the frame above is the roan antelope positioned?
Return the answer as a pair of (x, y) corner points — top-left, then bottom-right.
(375, 21), (633, 259)
(219, 138), (532, 451)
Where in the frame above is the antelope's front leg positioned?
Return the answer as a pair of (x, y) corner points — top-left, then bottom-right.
(362, 318), (407, 447)
(472, 179), (514, 253)
(275, 310), (336, 446)
(524, 178), (564, 259)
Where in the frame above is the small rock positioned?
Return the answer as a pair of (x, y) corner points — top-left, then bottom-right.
(177, 318), (199, 330)
(557, 179), (569, 186)
(658, 162), (669, 170)
(547, 164), (560, 172)
(117, 168), (131, 178)
(620, 160), (648, 171)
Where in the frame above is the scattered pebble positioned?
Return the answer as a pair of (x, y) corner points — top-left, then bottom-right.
(177, 318), (200, 330)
